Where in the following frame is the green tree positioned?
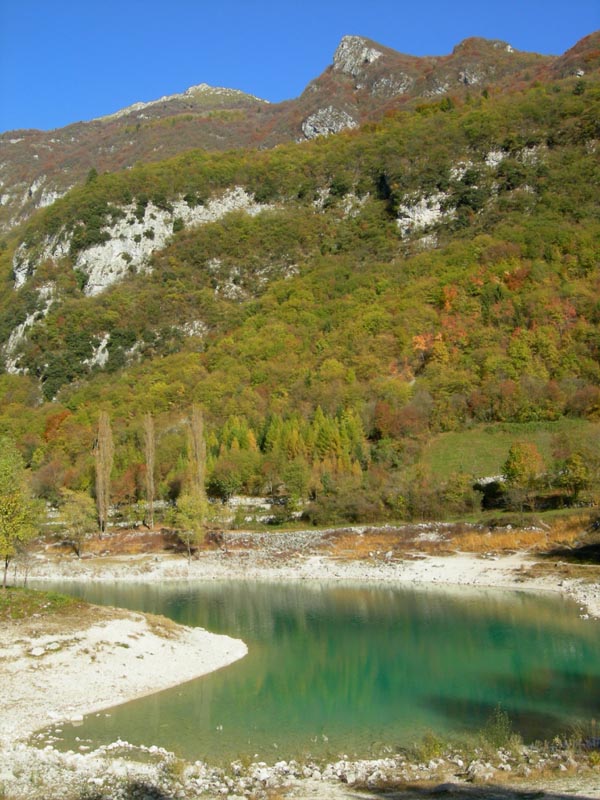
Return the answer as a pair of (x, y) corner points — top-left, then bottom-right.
(0, 438), (38, 588)
(558, 453), (591, 504)
(502, 442), (545, 511)
(59, 489), (97, 557)
(207, 459), (243, 502)
(174, 405), (209, 560)
(173, 491), (208, 561)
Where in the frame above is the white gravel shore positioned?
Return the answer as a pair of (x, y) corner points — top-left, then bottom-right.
(0, 610), (247, 746)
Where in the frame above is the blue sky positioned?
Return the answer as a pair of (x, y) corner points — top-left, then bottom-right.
(1, 0), (598, 132)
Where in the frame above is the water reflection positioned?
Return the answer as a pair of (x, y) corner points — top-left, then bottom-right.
(35, 580), (600, 762)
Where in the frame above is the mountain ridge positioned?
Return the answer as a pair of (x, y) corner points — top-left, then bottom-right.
(1, 31), (597, 235)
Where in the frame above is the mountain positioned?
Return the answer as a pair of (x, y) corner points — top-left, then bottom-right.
(0, 33), (598, 521)
(1, 32), (597, 235)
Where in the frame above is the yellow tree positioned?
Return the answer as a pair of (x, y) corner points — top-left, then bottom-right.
(0, 438), (37, 588)
(503, 442), (545, 511)
(174, 405), (208, 560)
(60, 489), (97, 558)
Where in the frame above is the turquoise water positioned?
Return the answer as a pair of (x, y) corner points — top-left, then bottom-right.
(36, 581), (600, 763)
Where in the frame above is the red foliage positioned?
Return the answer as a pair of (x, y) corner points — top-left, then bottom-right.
(44, 410), (72, 442)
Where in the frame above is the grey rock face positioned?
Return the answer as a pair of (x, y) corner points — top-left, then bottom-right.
(302, 106), (358, 139)
(333, 35), (383, 77)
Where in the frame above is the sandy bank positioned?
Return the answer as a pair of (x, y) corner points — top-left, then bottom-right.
(0, 610), (247, 745)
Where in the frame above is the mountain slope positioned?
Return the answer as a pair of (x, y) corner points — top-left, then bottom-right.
(0, 64), (598, 521)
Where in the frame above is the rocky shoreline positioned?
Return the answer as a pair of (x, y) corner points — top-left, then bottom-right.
(3, 734), (600, 799)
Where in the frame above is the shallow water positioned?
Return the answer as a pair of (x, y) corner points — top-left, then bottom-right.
(36, 580), (600, 762)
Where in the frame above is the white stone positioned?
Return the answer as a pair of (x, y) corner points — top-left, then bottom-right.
(13, 187), (272, 296)
(38, 188), (69, 209)
(485, 150), (505, 168)
(13, 236), (69, 289)
(302, 107), (358, 139)
(424, 82), (450, 97)
(396, 192), (453, 236)
(3, 283), (55, 374)
(372, 74), (414, 97)
(450, 161), (472, 180)
(520, 144), (546, 165)
(180, 320), (208, 338)
(459, 69), (482, 86)
(83, 334), (110, 369)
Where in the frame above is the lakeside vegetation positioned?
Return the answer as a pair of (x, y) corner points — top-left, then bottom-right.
(0, 586), (80, 620)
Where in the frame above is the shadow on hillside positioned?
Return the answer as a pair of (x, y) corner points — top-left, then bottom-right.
(543, 539), (600, 564)
(350, 784), (598, 799)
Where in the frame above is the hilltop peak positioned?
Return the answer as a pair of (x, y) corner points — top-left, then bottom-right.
(451, 36), (517, 55)
(333, 35), (385, 76)
(94, 83), (268, 123)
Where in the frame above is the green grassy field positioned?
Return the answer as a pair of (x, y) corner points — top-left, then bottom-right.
(0, 587), (80, 621)
(420, 419), (600, 479)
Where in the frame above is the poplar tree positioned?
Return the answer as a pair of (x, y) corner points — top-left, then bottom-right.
(143, 413), (156, 529)
(175, 405), (207, 560)
(94, 411), (114, 535)
(189, 404), (207, 500)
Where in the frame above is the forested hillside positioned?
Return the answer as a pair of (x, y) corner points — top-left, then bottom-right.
(0, 68), (599, 526)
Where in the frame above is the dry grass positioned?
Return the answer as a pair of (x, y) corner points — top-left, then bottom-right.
(79, 528), (180, 556)
(525, 559), (600, 582)
(324, 529), (407, 560)
(144, 612), (182, 639)
(317, 513), (593, 563)
(44, 512), (596, 576)
(451, 528), (549, 553)
(443, 514), (589, 556)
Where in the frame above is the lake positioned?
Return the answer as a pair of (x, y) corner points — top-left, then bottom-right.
(35, 580), (600, 763)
